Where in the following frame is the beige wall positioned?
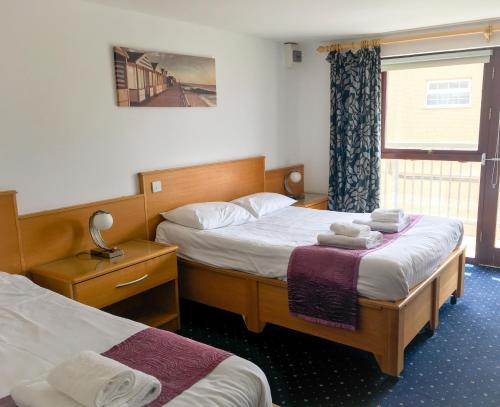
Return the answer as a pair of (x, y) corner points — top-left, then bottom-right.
(385, 63), (484, 149)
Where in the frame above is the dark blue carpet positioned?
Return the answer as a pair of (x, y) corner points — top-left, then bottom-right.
(177, 264), (500, 406)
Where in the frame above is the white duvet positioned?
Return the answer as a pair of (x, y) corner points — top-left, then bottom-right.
(156, 206), (463, 301)
(0, 272), (271, 407)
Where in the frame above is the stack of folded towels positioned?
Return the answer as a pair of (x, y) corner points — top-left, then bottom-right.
(354, 208), (410, 233)
(10, 350), (161, 407)
(317, 222), (383, 249)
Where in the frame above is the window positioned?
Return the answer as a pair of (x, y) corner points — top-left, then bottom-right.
(426, 79), (471, 108)
(380, 49), (495, 260)
(382, 62), (485, 156)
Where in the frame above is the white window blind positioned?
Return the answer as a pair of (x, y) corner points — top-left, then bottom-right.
(381, 49), (492, 71)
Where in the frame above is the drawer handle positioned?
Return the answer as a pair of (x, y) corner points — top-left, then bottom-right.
(115, 274), (149, 288)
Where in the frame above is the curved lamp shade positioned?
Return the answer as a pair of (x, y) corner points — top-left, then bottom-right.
(288, 171), (302, 183)
(92, 211), (113, 231)
(89, 210), (124, 258)
(284, 170), (305, 199)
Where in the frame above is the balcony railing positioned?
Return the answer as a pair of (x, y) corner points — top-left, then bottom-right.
(380, 159), (481, 256)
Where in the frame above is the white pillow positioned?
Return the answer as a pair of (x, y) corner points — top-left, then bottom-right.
(161, 202), (255, 230)
(231, 192), (296, 218)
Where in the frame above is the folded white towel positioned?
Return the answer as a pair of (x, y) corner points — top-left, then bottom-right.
(354, 215), (410, 233)
(373, 208), (402, 213)
(317, 231), (383, 249)
(11, 379), (83, 407)
(371, 208), (405, 223)
(329, 222), (371, 237)
(47, 350), (161, 407)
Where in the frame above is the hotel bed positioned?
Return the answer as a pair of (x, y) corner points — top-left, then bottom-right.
(156, 206), (463, 301)
(0, 272), (272, 407)
(138, 156), (466, 377)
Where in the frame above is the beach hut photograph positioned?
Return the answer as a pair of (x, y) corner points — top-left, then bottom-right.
(113, 46), (216, 107)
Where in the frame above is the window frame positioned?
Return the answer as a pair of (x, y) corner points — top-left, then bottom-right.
(381, 63), (489, 162)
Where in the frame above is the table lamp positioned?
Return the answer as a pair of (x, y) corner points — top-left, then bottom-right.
(284, 170), (305, 199)
(89, 210), (124, 258)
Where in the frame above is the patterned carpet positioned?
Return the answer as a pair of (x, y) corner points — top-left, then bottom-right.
(177, 264), (500, 406)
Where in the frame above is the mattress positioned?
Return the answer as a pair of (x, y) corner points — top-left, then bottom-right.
(156, 206), (463, 301)
(0, 272), (271, 407)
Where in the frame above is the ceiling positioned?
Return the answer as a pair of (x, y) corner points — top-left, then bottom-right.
(87, 0), (500, 42)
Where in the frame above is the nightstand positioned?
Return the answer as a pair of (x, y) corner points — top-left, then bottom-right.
(30, 240), (180, 331)
(293, 193), (328, 210)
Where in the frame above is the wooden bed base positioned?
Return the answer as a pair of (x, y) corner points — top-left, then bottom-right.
(138, 156), (466, 377)
(178, 246), (465, 377)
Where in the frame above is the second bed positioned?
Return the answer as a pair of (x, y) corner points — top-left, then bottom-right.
(139, 156), (466, 377)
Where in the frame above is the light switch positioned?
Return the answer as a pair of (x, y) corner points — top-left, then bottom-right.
(152, 180), (162, 193)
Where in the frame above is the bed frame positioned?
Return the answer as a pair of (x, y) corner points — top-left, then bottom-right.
(138, 156), (466, 377)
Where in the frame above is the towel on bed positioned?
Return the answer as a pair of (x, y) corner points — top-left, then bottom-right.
(329, 222), (371, 237)
(354, 215), (411, 233)
(47, 350), (161, 407)
(11, 379), (82, 407)
(371, 208), (405, 223)
(318, 231), (383, 249)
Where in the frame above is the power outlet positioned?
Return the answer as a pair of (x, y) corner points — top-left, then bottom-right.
(151, 180), (162, 193)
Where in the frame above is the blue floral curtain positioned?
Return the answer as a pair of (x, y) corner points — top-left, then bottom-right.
(327, 47), (381, 213)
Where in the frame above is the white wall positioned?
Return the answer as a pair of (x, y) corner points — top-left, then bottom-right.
(2, 3), (497, 212)
(285, 29), (500, 195)
(0, 0), (289, 214)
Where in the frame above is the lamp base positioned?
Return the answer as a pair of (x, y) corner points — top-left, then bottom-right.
(287, 194), (305, 200)
(90, 247), (124, 259)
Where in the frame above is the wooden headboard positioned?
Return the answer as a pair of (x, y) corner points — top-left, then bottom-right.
(0, 191), (148, 272)
(139, 156), (266, 239)
(1, 157), (305, 272)
(19, 195), (148, 270)
(0, 191), (24, 274)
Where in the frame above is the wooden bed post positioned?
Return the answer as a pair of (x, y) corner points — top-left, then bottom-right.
(456, 249), (466, 297)
(430, 276), (441, 331)
(451, 249), (466, 304)
(243, 280), (267, 333)
(374, 307), (405, 377)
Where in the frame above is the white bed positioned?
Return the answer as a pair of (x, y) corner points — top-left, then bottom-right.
(156, 206), (463, 301)
(0, 272), (272, 407)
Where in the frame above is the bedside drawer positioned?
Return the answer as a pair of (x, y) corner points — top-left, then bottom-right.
(74, 253), (177, 309)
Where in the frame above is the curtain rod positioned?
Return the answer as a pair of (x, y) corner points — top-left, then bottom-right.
(317, 24), (500, 53)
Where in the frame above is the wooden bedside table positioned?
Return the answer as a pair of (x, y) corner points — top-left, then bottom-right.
(30, 240), (180, 331)
(293, 193), (328, 210)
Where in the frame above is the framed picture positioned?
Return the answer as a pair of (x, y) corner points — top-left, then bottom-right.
(113, 47), (216, 107)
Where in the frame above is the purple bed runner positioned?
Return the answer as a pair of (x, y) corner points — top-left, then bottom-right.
(102, 327), (232, 406)
(287, 215), (422, 331)
(3, 327), (231, 407)
(0, 398), (15, 407)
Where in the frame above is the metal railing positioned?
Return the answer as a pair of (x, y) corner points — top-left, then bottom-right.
(380, 160), (481, 238)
